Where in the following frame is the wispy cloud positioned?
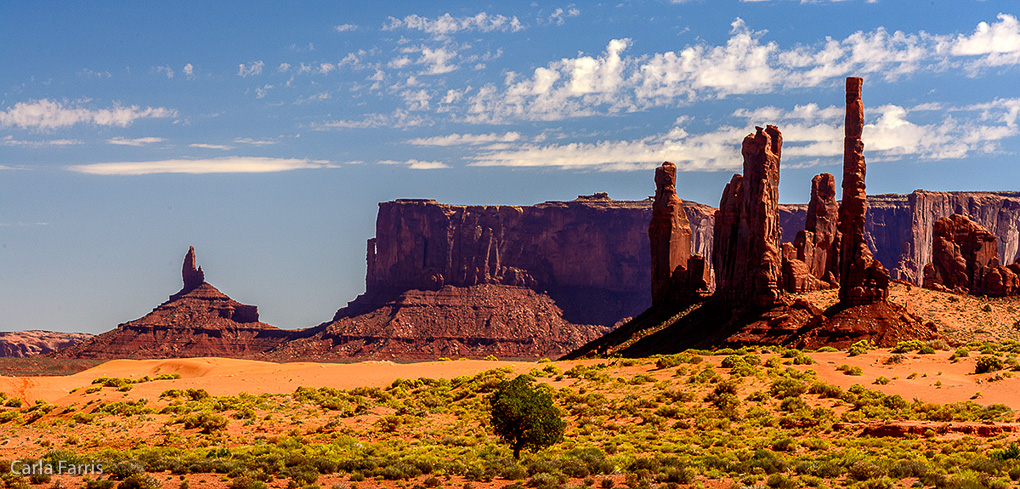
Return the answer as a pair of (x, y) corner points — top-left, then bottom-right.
(312, 110), (432, 130)
(382, 12), (524, 38)
(335, 23), (358, 32)
(467, 97), (1020, 171)
(183, 63), (195, 80)
(153, 65), (174, 79)
(406, 132), (522, 146)
(107, 136), (165, 146)
(189, 143), (232, 150)
(233, 137), (278, 146)
(67, 157), (331, 175)
(378, 159), (450, 170)
(547, 7), (580, 26)
(3, 135), (82, 147)
(0, 99), (176, 130)
(238, 60), (265, 77)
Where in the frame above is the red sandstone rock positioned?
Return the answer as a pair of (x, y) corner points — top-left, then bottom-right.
(782, 173), (841, 293)
(649, 161), (710, 308)
(274, 284), (609, 360)
(838, 77), (889, 306)
(182, 246), (205, 292)
(924, 214), (1018, 296)
(0, 330), (93, 357)
(713, 125), (784, 308)
(52, 248), (288, 359)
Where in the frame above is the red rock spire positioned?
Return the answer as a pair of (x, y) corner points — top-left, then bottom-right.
(182, 246), (205, 292)
(837, 77), (889, 305)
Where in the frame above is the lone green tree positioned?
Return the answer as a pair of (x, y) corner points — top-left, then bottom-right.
(489, 374), (565, 459)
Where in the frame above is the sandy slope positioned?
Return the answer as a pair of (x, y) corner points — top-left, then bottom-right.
(0, 358), (542, 404)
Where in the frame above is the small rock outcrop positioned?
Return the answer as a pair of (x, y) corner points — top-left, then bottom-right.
(649, 161), (710, 308)
(271, 284), (610, 361)
(713, 125), (784, 308)
(782, 173), (840, 292)
(923, 214), (1020, 296)
(52, 248), (291, 359)
(838, 77), (889, 306)
(0, 331), (93, 357)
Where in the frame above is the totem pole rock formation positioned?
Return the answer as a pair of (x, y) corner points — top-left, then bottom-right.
(649, 161), (710, 308)
(182, 246), (205, 293)
(837, 77), (889, 306)
(923, 214), (1020, 296)
(713, 125), (784, 308)
(782, 173), (840, 292)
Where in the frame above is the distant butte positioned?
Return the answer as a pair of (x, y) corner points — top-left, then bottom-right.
(51, 247), (292, 360)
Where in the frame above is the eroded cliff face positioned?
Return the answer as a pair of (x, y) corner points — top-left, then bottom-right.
(0, 331), (93, 357)
(364, 195), (717, 326)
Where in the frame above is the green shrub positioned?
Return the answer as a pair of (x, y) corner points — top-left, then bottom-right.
(848, 340), (874, 357)
(977, 356), (1005, 374)
(769, 378), (807, 399)
(837, 364), (864, 376)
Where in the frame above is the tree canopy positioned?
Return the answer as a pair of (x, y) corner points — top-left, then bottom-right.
(489, 374), (565, 459)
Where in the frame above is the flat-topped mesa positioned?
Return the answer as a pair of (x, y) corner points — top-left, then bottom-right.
(182, 246), (205, 292)
(838, 77), (889, 306)
(923, 214), (1019, 296)
(649, 161), (709, 308)
(783, 173), (840, 292)
(713, 125), (784, 309)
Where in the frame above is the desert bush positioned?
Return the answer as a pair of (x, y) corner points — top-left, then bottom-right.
(769, 378), (807, 399)
(992, 443), (1020, 461)
(874, 376), (891, 385)
(117, 473), (161, 489)
(848, 340), (874, 357)
(976, 356), (1005, 374)
(228, 476), (268, 489)
(837, 364), (863, 376)
(808, 382), (842, 398)
(888, 460), (928, 479)
(847, 461), (886, 481)
(180, 412), (229, 433)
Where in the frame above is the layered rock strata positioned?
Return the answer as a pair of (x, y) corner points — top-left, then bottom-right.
(782, 173), (840, 292)
(923, 214), (1020, 296)
(649, 161), (710, 308)
(272, 284), (610, 361)
(838, 77), (889, 306)
(53, 248), (290, 359)
(713, 125), (784, 308)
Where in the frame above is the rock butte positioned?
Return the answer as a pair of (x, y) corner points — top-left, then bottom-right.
(52, 248), (290, 360)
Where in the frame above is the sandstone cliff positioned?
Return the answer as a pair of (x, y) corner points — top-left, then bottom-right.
(0, 330), (93, 357)
(53, 248), (291, 360)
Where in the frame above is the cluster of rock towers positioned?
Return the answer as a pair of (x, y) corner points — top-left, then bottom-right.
(923, 214), (1020, 297)
(650, 76), (890, 313)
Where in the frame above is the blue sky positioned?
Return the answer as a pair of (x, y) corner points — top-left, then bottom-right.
(2, 1), (1019, 333)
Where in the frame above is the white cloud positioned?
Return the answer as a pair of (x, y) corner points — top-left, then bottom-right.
(183, 63), (195, 80)
(79, 68), (112, 79)
(189, 143), (232, 150)
(335, 23), (358, 32)
(378, 159), (450, 170)
(68, 157), (329, 175)
(467, 97), (1020, 171)
(233, 137), (278, 146)
(383, 12), (524, 37)
(406, 132), (522, 146)
(0, 99), (176, 130)
(462, 16), (1020, 123)
(278, 63), (291, 73)
(107, 137), (165, 146)
(238, 60), (265, 77)
(946, 13), (1020, 70)
(154, 65), (174, 79)
(547, 7), (580, 26)
(2, 135), (82, 147)
(312, 109), (432, 130)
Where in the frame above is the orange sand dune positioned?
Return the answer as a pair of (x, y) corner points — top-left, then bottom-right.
(0, 358), (543, 405)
